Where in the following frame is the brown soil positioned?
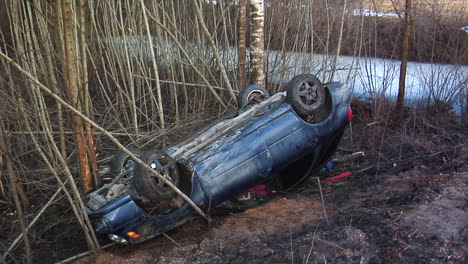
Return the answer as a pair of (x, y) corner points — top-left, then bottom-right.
(73, 106), (468, 264)
(74, 168), (467, 264)
(209, 197), (331, 238)
(5, 101), (465, 264)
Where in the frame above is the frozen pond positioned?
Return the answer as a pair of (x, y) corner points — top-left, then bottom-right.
(100, 36), (467, 113)
(266, 51), (467, 113)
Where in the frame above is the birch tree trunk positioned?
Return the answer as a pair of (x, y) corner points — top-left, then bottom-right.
(395, 0), (413, 117)
(249, 0), (265, 87)
(239, 0), (248, 89)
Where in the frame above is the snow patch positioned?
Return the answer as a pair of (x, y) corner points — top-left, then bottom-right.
(352, 9), (399, 18)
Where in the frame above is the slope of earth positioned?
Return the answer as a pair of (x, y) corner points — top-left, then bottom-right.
(75, 167), (467, 264)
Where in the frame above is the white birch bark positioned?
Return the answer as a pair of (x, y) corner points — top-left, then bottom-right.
(250, 0), (265, 87)
(239, 0), (248, 89)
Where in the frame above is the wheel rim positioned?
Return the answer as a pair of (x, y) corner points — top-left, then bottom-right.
(247, 90), (265, 104)
(150, 157), (176, 188)
(297, 81), (318, 106)
(122, 158), (135, 173)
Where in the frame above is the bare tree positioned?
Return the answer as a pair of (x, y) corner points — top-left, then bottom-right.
(395, 0), (413, 116)
(140, 0), (165, 131)
(249, 0), (265, 87)
(60, 0), (97, 192)
(192, 0), (236, 101)
(239, 0), (248, 89)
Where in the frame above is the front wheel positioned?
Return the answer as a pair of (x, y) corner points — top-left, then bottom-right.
(286, 74), (325, 116)
(132, 150), (180, 205)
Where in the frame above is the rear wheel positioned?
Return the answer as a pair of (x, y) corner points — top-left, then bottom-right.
(286, 74), (325, 116)
(238, 84), (270, 108)
(102, 147), (143, 185)
(111, 147), (143, 175)
(132, 150), (180, 205)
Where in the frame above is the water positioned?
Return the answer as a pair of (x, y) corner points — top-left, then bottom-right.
(266, 51), (467, 113)
(100, 36), (468, 113)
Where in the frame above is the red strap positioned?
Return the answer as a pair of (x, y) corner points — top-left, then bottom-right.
(326, 171), (352, 183)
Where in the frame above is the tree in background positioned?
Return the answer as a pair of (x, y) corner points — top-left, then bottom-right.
(238, 0), (248, 89)
(395, 0), (413, 117)
(249, 0), (265, 87)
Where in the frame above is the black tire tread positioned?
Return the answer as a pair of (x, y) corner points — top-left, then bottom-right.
(110, 147), (143, 175)
(286, 74), (325, 117)
(238, 84), (270, 108)
(132, 150), (180, 205)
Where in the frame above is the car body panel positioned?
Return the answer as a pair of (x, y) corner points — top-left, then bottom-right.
(88, 194), (146, 234)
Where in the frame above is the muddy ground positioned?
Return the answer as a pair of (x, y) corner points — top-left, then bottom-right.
(2, 101), (466, 264)
(71, 106), (468, 264)
(74, 166), (467, 264)
(72, 105), (468, 264)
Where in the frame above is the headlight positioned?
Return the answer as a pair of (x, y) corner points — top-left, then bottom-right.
(108, 234), (128, 244)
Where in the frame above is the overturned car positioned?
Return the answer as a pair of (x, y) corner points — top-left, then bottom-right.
(85, 74), (353, 244)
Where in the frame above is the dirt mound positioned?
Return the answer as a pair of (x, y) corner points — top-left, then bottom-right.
(325, 169), (468, 263)
(208, 197), (330, 239)
(402, 171), (467, 242)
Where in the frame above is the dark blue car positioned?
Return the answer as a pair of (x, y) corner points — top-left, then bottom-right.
(85, 74), (353, 244)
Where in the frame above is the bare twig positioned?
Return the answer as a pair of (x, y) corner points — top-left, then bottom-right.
(316, 237), (345, 250)
(304, 225), (319, 264)
(162, 233), (181, 248)
(1, 180), (68, 262)
(314, 177), (329, 225)
(0, 124), (32, 264)
(0, 50), (209, 221)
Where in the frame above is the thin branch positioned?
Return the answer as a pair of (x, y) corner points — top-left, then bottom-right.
(1, 180), (68, 261)
(0, 50), (210, 221)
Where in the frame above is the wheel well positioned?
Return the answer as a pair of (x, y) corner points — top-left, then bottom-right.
(274, 151), (318, 191)
(175, 161), (193, 196)
(273, 128), (345, 191)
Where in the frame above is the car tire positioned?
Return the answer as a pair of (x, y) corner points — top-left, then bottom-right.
(110, 147), (143, 175)
(132, 150), (180, 204)
(238, 84), (270, 108)
(286, 74), (325, 116)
